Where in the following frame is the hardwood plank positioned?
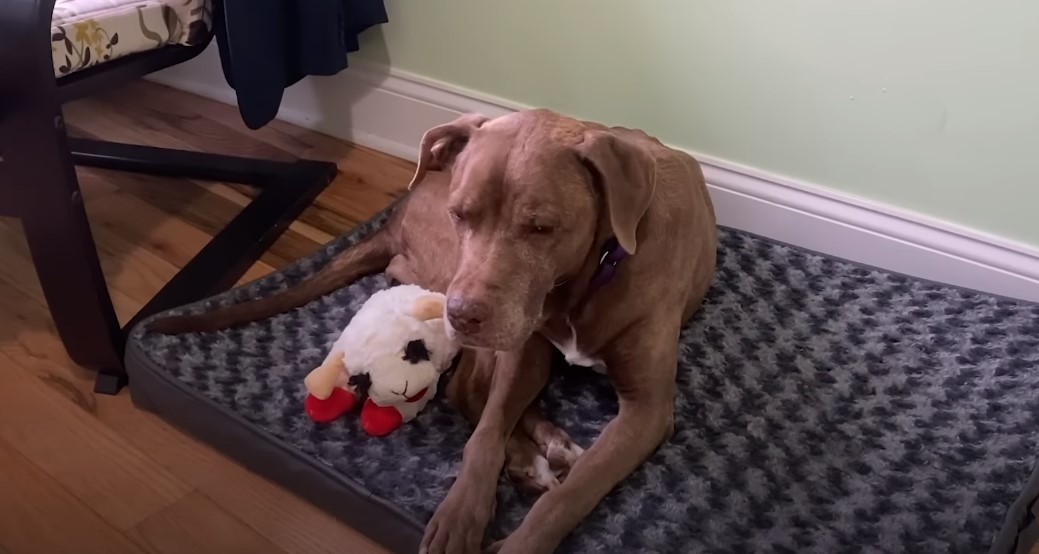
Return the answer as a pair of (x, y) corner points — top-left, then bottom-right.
(85, 218), (210, 311)
(0, 81), (416, 554)
(95, 392), (388, 554)
(65, 92), (296, 162)
(201, 182), (334, 268)
(129, 491), (287, 554)
(0, 272), (386, 554)
(0, 217), (141, 322)
(0, 271), (93, 383)
(98, 81), (350, 163)
(207, 182), (336, 246)
(0, 184), (273, 327)
(93, 168), (325, 271)
(85, 187), (275, 286)
(71, 81), (412, 223)
(0, 350), (192, 531)
(68, 80), (410, 265)
(76, 166), (122, 200)
(0, 439), (146, 554)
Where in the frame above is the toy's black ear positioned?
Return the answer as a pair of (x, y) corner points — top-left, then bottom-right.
(348, 373), (372, 396)
(403, 339), (430, 364)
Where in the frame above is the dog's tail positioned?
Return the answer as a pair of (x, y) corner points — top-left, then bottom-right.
(146, 229), (394, 334)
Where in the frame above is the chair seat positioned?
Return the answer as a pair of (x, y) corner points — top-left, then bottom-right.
(52, 0), (211, 77)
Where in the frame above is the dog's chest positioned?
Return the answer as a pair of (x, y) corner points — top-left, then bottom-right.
(546, 321), (606, 374)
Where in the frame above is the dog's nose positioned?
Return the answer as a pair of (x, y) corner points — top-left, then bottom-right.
(446, 295), (487, 335)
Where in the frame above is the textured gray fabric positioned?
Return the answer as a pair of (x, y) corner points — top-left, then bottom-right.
(131, 207), (1039, 554)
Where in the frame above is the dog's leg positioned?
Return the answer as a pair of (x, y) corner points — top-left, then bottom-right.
(446, 348), (579, 494)
(449, 349), (584, 494)
(490, 322), (681, 554)
(147, 227), (395, 333)
(423, 335), (553, 554)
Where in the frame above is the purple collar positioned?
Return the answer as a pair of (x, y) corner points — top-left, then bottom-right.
(586, 236), (628, 294)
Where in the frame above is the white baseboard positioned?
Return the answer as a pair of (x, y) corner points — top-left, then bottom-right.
(149, 47), (1039, 302)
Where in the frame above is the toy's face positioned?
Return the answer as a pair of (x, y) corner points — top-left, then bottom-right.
(305, 288), (462, 413)
(361, 337), (449, 407)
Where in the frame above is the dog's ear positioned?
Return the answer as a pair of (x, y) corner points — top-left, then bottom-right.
(575, 129), (657, 254)
(409, 113), (490, 189)
(411, 294), (446, 321)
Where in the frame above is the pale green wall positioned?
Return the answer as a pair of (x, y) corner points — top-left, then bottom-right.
(357, 0), (1039, 246)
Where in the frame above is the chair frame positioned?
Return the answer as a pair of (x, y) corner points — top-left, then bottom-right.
(0, 0), (337, 395)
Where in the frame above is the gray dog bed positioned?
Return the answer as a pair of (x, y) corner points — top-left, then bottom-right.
(126, 206), (1039, 554)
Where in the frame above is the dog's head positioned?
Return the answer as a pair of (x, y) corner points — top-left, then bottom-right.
(408, 110), (658, 351)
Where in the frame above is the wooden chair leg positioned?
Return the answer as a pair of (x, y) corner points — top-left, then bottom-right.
(1, 0), (126, 392)
(1, 2), (335, 395)
(21, 197), (124, 376)
(12, 111), (125, 390)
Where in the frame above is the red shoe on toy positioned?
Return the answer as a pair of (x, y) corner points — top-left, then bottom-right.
(360, 399), (405, 436)
(304, 387), (357, 423)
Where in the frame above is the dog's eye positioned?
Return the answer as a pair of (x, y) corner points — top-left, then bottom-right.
(403, 339), (430, 364)
(526, 223), (555, 235)
(448, 209), (464, 224)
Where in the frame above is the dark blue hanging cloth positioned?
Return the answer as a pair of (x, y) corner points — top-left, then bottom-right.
(214, 0), (388, 129)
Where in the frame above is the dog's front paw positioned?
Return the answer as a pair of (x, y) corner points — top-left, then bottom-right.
(507, 453), (560, 495)
(420, 486), (494, 554)
(506, 433), (561, 495)
(545, 436), (584, 480)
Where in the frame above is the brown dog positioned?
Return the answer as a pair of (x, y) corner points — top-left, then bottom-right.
(149, 109), (718, 554)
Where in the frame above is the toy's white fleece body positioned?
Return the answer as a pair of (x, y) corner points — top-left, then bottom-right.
(322, 285), (459, 422)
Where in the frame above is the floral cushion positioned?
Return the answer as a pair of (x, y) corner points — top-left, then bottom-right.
(52, 0), (212, 77)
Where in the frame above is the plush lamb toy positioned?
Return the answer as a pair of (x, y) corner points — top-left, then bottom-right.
(302, 285), (460, 436)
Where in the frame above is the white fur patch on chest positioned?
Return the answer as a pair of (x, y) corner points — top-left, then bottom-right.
(548, 323), (606, 374)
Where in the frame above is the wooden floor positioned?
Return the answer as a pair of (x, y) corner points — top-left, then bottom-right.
(0, 80), (406, 554)
(3, 81), (1037, 554)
